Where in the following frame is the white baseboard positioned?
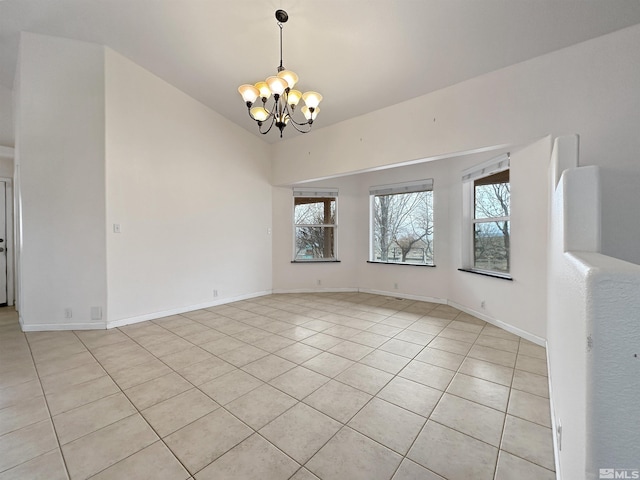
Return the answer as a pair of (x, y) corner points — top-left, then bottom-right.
(358, 288), (446, 304)
(21, 321), (106, 331)
(106, 290), (273, 329)
(273, 287), (446, 305)
(272, 288), (544, 346)
(272, 287), (358, 295)
(448, 300), (545, 346)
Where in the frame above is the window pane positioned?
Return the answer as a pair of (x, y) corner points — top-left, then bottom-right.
(371, 190), (434, 265)
(475, 181), (510, 219)
(295, 227), (335, 260)
(294, 198), (335, 225)
(474, 221), (510, 273)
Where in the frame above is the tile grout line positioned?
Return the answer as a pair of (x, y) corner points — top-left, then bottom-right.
(492, 335), (518, 480)
(224, 298), (524, 478)
(244, 300), (552, 476)
(112, 322), (235, 478)
(117, 311), (328, 477)
(21, 331), (72, 480)
(393, 311), (483, 479)
(68, 330), (191, 479)
(142, 300), (429, 477)
(5, 295), (555, 479)
(115, 313), (363, 477)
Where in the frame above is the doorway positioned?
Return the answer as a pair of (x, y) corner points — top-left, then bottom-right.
(0, 179), (13, 306)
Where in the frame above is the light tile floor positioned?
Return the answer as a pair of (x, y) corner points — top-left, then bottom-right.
(0, 292), (556, 479)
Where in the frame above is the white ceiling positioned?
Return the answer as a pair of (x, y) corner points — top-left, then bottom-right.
(2, 0), (640, 143)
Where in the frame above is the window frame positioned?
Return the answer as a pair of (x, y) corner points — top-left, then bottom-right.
(292, 188), (339, 262)
(461, 154), (512, 279)
(368, 179), (435, 267)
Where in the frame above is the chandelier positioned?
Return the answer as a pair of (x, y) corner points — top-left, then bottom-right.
(238, 10), (322, 138)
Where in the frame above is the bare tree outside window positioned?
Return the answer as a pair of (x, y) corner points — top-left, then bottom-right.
(294, 197), (336, 260)
(473, 170), (510, 273)
(372, 190), (434, 265)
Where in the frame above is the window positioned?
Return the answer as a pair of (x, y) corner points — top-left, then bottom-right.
(462, 154), (510, 276)
(370, 179), (434, 265)
(293, 188), (338, 261)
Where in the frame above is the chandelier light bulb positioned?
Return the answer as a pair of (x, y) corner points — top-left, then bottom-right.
(254, 81), (271, 100)
(277, 70), (299, 89)
(266, 76), (288, 96)
(301, 105), (320, 121)
(279, 113), (290, 124)
(250, 107), (269, 122)
(302, 91), (323, 109)
(287, 89), (302, 106)
(238, 84), (259, 104)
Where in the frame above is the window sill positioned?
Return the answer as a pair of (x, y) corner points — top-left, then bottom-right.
(291, 260), (341, 264)
(367, 261), (436, 268)
(458, 268), (512, 281)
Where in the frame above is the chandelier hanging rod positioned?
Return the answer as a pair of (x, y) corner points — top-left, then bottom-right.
(276, 8), (287, 72)
(277, 22), (283, 71)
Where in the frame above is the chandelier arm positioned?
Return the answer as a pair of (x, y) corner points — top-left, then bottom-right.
(278, 101), (309, 128)
(287, 119), (312, 134)
(285, 114), (311, 127)
(258, 114), (277, 135)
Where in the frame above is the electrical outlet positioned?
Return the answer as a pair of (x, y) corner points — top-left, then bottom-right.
(556, 421), (562, 451)
(64, 308), (72, 319)
(113, 223), (121, 233)
(317, 279), (321, 286)
(394, 282), (398, 289)
(91, 307), (102, 320)
(213, 289), (218, 297)
(481, 300), (486, 309)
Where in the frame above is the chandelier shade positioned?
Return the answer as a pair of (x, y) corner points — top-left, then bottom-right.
(302, 91), (323, 109)
(301, 106), (320, 121)
(238, 84), (259, 104)
(237, 10), (322, 138)
(287, 89), (302, 106)
(249, 107), (269, 122)
(277, 70), (299, 89)
(266, 76), (288, 96)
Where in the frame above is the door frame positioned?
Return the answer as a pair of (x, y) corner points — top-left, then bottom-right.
(0, 177), (14, 306)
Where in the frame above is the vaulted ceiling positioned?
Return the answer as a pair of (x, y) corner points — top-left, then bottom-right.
(2, 0), (640, 143)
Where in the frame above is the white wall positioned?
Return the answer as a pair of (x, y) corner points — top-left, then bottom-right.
(546, 142), (592, 478)
(548, 147), (640, 478)
(105, 50), (272, 326)
(583, 252), (640, 477)
(273, 138), (550, 342)
(272, 23), (640, 266)
(448, 138), (551, 341)
(272, 175), (360, 293)
(16, 33), (107, 329)
(353, 162), (453, 304)
(0, 84), (13, 148)
(13, 34), (273, 331)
